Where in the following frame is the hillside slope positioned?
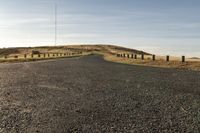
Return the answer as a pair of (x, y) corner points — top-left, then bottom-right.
(0, 44), (150, 57)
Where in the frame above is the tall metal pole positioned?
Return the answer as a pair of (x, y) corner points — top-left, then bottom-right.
(55, 3), (57, 46)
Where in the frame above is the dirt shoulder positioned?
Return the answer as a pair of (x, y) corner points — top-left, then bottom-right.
(102, 53), (200, 71)
(0, 54), (89, 64)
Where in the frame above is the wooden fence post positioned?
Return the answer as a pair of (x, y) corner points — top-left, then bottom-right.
(31, 54), (34, 58)
(166, 55), (169, 62)
(127, 54), (130, 58)
(131, 54), (134, 58)
(24, 54), (27, 58)
(38, 54), (41, 58)
(152, 55), (155, 61)
(135, 54), (137, 59)
(182, 56), (185, 62)
(141, 54), (144, 60)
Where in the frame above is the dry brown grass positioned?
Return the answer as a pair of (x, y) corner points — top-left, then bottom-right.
(103, 53), (200, 71)
(0, 45), (148, 63)
(1, 45), (200, 71)
(0, 45), (144, 56)
(0, 52), (90, 63)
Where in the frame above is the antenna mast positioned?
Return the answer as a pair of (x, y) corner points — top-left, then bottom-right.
(54, 3), (57, 46)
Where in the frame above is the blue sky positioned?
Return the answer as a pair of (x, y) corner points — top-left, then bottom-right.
(0, 0), (200, 56)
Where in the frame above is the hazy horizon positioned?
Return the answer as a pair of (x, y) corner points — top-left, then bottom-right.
(0, 0), (200, 56)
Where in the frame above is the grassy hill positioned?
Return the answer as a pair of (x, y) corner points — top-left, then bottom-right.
(0, 44), (150, 57)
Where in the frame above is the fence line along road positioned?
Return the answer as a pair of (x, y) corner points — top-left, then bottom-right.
(117, 53), (186, 62)
(0, 51), (83, 60)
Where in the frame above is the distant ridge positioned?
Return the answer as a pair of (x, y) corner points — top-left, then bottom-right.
(0, 44), (151, 56)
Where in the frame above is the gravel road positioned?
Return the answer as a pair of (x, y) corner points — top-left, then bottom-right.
(0, 55), (200, 133)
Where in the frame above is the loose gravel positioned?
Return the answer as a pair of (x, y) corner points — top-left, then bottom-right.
(0, 55), (200, 132)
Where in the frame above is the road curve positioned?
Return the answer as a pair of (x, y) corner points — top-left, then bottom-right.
(0, 55), (200, 132)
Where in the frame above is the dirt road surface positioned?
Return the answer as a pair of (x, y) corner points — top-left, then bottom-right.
(0, 55), (200, 132)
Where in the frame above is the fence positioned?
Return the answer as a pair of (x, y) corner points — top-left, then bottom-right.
(0, 51), (83, 60)
(116, 53), (186, 62)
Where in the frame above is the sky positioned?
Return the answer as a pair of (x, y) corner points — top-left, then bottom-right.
(0, 0), (200, 56)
